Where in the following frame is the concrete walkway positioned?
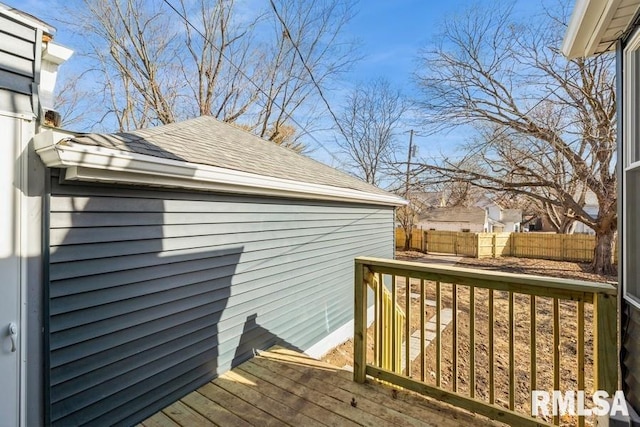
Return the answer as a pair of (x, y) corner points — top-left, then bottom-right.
(401, 308), (454, 372)
(395, 252), (460, 372)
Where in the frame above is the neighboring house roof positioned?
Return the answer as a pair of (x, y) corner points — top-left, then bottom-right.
(412, 191), (445, 208)
(35, 117), (406, 206)
(419, 206), (486, 224)
(501, 209), (523, 223)
(562, 0), (640, 58)
(474, 196), (496, 209)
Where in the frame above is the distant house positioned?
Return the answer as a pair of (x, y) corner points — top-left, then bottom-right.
(0, 6), (406, 425)
(573, 190), (598, 235)
(474, 197), (523, 232)
(521, 191), (598, 234)
(417, 206), (487, 232)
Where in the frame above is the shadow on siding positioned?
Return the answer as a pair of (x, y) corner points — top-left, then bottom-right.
(46, 172), (243, 427)
(232, 314), (303, 369)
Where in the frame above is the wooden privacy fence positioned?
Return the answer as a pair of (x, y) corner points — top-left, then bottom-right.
(354, 257), (617, 426)
(396, 228), (614, 263)
(395, 228), (426, 251)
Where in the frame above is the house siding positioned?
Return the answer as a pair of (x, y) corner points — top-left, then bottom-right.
(46, 171), (394, 426)
(621, 23), (640, 415)
(0, 13), (37, 115)
(622, 300), (640, 411)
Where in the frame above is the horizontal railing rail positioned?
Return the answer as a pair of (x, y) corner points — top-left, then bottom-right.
(354, 257), (617, 427)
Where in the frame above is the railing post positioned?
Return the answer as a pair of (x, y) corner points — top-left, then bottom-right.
(354, 259), (367, 383)
(492, 233), (497, 258)
(593, 292), (618, 394)
(422, 230), (427, 252)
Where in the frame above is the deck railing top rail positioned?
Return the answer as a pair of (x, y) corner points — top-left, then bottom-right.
(356, 257), (617, 301)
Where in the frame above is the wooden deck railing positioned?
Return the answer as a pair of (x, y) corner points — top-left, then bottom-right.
(372, 277), (405, 373)
(354, 257), (617, 427)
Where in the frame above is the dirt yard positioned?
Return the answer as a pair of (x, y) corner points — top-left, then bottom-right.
(322, 252), (617, 426)
(454, 254), (617, 284)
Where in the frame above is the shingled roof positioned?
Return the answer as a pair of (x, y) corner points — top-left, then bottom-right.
(66, 116), (392, 197)
(419, 206), (487, 224)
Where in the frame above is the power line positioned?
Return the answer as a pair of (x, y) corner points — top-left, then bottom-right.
(268, 0), (349, 140)
(161, 0), (348, 167)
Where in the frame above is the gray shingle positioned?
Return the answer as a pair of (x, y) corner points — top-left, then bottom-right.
(68, 116), (392, 197)
(419, 207), (487, 224)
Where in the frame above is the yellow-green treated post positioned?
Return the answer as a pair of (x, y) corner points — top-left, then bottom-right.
(354, 260), (367, 383)
(593, 293), (618, 394)
(492, 233), (497, 258)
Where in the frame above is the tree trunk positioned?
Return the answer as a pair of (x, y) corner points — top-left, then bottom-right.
(404, 232), (412, 251)
(592, 227), (616, 276)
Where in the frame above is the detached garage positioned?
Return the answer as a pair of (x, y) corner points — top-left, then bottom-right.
(34, 116), (404, 426)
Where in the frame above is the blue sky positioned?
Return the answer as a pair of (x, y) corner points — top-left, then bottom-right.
(3, 0), (561, 170)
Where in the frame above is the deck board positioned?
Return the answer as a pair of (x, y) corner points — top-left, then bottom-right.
(140, 411), (181, 427)
(245, 356), (426, 426)
(195, 383), (284, 427)
(162, 401), (215, 426)
(142, 346), (504, 427)
(221, 369), (341, 427)
(259, 348), (470, 426)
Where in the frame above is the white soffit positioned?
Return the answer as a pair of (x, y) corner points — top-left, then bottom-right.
(34, 130), (407, 207)
(562, 0), (640, 58)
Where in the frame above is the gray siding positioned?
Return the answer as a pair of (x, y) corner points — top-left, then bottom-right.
(622, 300), (640, 412)
(47, 172), (394, 426)
(0, 13), (36, 114)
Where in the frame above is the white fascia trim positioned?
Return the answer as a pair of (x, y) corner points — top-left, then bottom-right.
(0, 5), (52, 33)
(34, 131), (407, 207)
(42, 41), (73, 64)
(304, 305), (375, 359)
(562, 0), (609, 58)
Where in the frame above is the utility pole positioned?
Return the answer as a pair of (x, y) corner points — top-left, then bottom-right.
(405, 129), (413, 197)
(402, 130), (414, 251)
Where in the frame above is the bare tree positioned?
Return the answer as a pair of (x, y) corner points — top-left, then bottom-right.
(232, 122), (305, 153)
(179, 0), (263, 123)
(415, 4), (616, 274)
(59, 0), (357, 151)
(253, 0), (358, 147)
(396, 191), (428, 251)
(336, 78), (409, 186)
(53, 72), (99, 130)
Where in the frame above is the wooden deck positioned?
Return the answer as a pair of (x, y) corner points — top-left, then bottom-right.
(140, 347), (503, 427)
